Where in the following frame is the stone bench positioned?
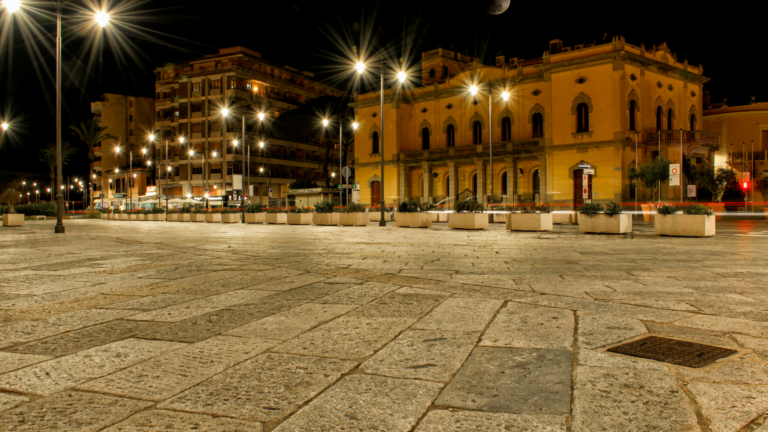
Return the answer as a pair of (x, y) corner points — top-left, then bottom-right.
(30, 215), (47, 220)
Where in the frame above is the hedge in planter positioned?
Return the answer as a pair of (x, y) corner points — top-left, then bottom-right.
(507, 203), (553, 232)
(221, 209), (241, 223)
(578, 202), (632, 234)
(313, 200), (338, 226)
(369, 205), (395, 222)
(654, 204), (715, 237)
(190, 209), (206, 222)
(340, 203), (368, 226)
(266, 209), (287, 224)
(287, 207), (313, 225)
(205, 211), (222, 223)
(449, 199), (487, 230)
(395, 200), (432, 228)
(245, 204), (266, 224)
(1, 189), (24, 227)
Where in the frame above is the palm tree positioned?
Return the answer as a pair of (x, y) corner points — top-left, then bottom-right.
(70, 120), (116, 208)
(39, 142), (78, 201)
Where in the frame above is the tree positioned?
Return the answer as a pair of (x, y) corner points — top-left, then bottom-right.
(629, 156), (670, 201)
(718, 167), (744, 209)
(1, 189), (21, 214)
(39, 142), (78, 199)
(755, 176), (768, 200)
(70, 120), (116, 208)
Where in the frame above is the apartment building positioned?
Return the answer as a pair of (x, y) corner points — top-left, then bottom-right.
(152, 46), (342, 206)
(352, 38), (720, 207)
(91, 93), (155, 209)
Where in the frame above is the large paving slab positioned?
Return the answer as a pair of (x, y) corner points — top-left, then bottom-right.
(415, 410), (567, 432)
(0, 351), (53, 374)
(102, 410), (264, 431)
(435, 347), (572, 415)
(480, 303), (574, 350)
(687, 382), (768, 432)
(0, 308), (134, 348)
(272, 375), (442, 432)
(412, 297), (502, 332)
(158, 353), (356, 423)
(224, 303), (356, 340)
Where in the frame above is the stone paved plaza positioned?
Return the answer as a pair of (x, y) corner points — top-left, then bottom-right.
(1, 218), (768, 431)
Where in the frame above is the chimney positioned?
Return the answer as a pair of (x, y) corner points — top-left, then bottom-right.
(549, 39), (563, 55)
(750, 96), (757, 105)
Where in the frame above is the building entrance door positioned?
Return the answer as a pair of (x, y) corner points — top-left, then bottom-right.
(371, 181), (381, 207)
(573, 169), (592, 207)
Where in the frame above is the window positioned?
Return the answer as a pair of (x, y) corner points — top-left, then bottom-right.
(211, 81), (220, 90)
(656, 106), (663, 131)
(211, 168), (222, 174)
(246, 83), (252, 92)
(129, 101), (133, 108)
(501, 171), (508, 195)
(472, 121), (482, 144)
(129, 115), (133, 122)
(128, 129), (133, 137)
(532, 113), (543, 138)
(192, 83), (202, 92)
(690, 114), (696, 131)
(667, 109), (674, 130)
(192, 167), (203, 175)
(372, 131), (380, 154)
(422, 128), (430, 150)
(576, 103), (589, 133)
(446, 125), (455, 147)
(629, 100), (636, 131)
(229, 79), (237, 89)
(501, 117), (512, 141)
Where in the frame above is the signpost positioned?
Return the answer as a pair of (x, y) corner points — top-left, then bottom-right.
(687, 185), (697, 198)
(337, 184), (358, 189)
(582, 173), (589, 200)
(669, 164), (680, 187)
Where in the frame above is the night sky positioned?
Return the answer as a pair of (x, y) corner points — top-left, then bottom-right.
(0, 1), (762, 178)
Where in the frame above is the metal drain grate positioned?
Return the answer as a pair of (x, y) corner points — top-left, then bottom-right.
(607, 336), (737, 368)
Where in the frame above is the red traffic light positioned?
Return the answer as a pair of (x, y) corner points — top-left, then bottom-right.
(742, 182), (749, 189)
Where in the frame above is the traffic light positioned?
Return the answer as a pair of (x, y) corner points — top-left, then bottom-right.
(743, 181), (749, 190)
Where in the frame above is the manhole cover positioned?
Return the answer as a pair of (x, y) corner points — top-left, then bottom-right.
(607, 336), (736, 368)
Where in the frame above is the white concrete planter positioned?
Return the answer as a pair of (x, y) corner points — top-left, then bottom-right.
(654, 214), (715, 237)
(190, 213), (206, 222)
(222, 213), (241, 223)
(206, 213), (222, 223)
(339, 213), (368, 226)
(552, 211), (578, 224)
(287, 213), (313, 225)
(369, 211), (393, 222)
(266, 213), (287, 224)
(428, 213), (449, 222)
(244, 213), (265, 224)
(763, 208), (768, 220)
(449, 213), (488, 230)
(313, 213), (339, 226)
(101, 214), (108, 219)
(395, 213), (432, 228)
(179, 213), (190, 222)
(2, 214), (24, 227)
(119, 214), (128, 220)
(153, 214), (165, 221)
(579, 213), (632, 234)
(507, 213), (553, 232)
(490, 213), (508, 223)
(128, 214), (139, 221)
(166, 213), (179, 222)
(110, 214), (118, 220)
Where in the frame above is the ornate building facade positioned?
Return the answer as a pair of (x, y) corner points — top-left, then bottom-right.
(352, 38), (720, 208)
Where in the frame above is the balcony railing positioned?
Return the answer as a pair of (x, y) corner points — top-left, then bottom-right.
(728, 151), (767, 163)
(401, 138), (543, 161)
(645, 130), (720, 146)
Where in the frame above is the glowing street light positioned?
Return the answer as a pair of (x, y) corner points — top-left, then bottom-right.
(469, 85), (479, 96)
(257, 112), (265, 121)
(355, 62), (366, 74)
(95, 11), (110, 27)
(397, 71), (407, 83)
(322, 119), (329, 127)
(221, 108), (230, 117)
(1, 122), (8, 131)
(233, 139), (239, 147)
(353, 122), (359, 130)
(259, 141), (264, 149)
(502, 91), (510, 101)
(2, 0), (20, 13)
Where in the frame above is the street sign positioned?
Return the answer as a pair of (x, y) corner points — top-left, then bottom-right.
(582, 173), (589, 199)
(669, 164), (680, 186)
(583, 169), (595, 175)
(579, 163), (592, 169)
(743, 172), (751, 182)
(268, 187), (272, 197)
(687, 185), (697, 198)
(341, 166), (352, 179)
(337, 184), (358, 189)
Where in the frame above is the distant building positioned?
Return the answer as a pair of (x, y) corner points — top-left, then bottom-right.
(91, 93), (155, 209)
(351, 37), (720, 208)
(703, 96), (768, 202)
(152, 46), (342, 206)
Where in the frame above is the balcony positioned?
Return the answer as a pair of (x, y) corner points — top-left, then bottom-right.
(93, 146), (102, 155)
(401, 138), (543, 161)
(645, 130), (721, 147)
(728, 151), (767, 164)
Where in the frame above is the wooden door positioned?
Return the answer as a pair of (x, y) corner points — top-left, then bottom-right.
(573, 169), (592, 207)
(371, 181), (381, 207)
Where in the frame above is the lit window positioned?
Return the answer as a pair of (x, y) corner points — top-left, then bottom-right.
(192, 83), (202, 92)
(229, 79), (237, 89)
(246, 83), (252, 92)
(211, 81), (220, 90)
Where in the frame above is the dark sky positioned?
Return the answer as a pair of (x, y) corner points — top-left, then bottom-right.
(0, 1), (762, 178)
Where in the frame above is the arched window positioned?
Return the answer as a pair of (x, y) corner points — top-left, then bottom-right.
(501, 117), (512, 141)
(690, 114), (697, 131)
(656, 106), (663, 131)
(446, 125), (455, 147)
(421, 128), (430, 150)
(532, 113), (543, 138)
(501, 171), (508, 196)
(372, 131), (379, 154)
(629, 100), (636, 131)
(667, 109), (674, 130)
(471, 174), (478, 196)
(472, 121), (482, 144)
(576, 103), (589, 133)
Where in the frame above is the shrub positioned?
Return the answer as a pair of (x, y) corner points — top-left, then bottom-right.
(180, 207), (191, 213)
(344, 203), (367, 213)
(603, 202), (623, 217)
(6, 202), (57, 216)
(246, 204), (265, 213)
(534, 203), (551, 214)
(289, 178), (318, 189)
(85, 211), (100, 219)
(151, 207), (165, 214)
(579, 203), (603, 216)
(290, 207), (312, 213)
(221, 209), (240, 214)
(455, 199), (484, 213)
(421, 203), (436, 212)
(657, 205), (678, 215)
(314, 200), (335, 213)
(1, 189), (21, 214)
(398, 200), (422, 213)
(685, 204), (714, 216)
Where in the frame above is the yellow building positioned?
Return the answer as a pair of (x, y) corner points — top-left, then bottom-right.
(91, 93), (155, 209)
(703, 98), (768, 202)
(352, 38), (720, 209)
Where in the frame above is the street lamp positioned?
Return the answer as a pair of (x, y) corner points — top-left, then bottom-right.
(468, 81), (507, 204)
(2, 0), (20, 13)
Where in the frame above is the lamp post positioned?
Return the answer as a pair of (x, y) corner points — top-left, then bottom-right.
(469, 82), (509, 204)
